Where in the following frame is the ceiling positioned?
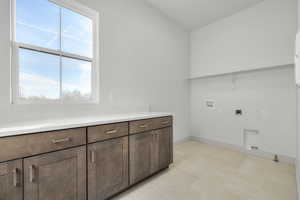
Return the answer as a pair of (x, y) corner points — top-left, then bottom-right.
(145, 0), (264, 30)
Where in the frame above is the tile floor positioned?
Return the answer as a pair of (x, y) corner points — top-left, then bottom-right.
(113, 140), (297, 200)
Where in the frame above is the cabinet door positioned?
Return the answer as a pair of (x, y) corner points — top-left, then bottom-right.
(129, 131), (155, 185)
(156, 127), (171, 170)
(88, 137), (129, 200)
(170, 126), (173, 164)
(0, 160), (23, 200)
(24, 146), (86, 200)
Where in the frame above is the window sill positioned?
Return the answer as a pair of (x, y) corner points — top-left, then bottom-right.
(11, 99), (100, 105)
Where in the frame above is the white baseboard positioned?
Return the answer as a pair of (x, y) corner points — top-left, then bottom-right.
(174, 136), (193, 144)
(189, 136), (296, 165)
(297, 163), (300, 200)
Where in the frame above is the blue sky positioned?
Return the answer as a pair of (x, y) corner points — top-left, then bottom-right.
(16, 0), (93, 100)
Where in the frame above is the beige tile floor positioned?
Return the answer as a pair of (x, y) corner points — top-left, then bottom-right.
(113, 140), (297, 200)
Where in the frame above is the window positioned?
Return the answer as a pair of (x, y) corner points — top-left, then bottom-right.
(11, 0), (99, 103)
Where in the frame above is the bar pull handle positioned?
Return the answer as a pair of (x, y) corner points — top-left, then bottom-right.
(29, 165), (35, 183)
(139, 124), (148, 128)
(52, 137), (71, 144)
(106, 129), (117, 135)
(161, 121), (169, 125)
(13, 168), (20, 187)
(91, 150), (96, 163)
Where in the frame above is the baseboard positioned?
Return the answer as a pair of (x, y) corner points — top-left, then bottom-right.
(174, 136), (193, 144)
(189, 136), (296, 165)
(297, 163), (300, 200)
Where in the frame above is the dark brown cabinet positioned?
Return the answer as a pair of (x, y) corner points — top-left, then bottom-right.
(88, 137), (129, 200)
(129, 127), (171, 185)
(0, 160), (23, 200)
(0, 115), (173, 200)
(129, 131), (154, 184)
(156, 127), (171, 170)
(23, 146), (86, 200)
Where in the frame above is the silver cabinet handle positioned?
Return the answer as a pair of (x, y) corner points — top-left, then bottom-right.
(161, 121), (169, 125)
(52, 137), (71, 144)
(29, 165), (35, 183)
(13, 168), (20, 187)
(91, 150), (96, 163)
(106, 129), (117, 135)
(139, 124), (148, 128)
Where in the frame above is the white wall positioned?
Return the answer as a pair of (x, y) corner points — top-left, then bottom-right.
(297, 87), (300, 198)
(189, 0), (298, 159)
(296, 0), (300, 198)
(0, 0), (190, 142)
(190, 0), (297, 78)
(190, 66), (297, 158)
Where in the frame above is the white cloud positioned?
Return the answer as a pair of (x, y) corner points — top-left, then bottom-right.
(17, 20), (92, 47)
(20, 64), (92, 100)
(20, 73), (59, 99)
(62, 62), (91, 96)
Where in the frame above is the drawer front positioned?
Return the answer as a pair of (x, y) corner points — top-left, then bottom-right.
(129, 119), (155, 134)
(88, 122), (128, 143)
(0, 128), (86, 162)
(129, 116), (172, 134)
(153, 117), (172, 129)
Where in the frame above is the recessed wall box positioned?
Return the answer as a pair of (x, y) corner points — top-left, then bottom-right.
(206, 101), (215, 109)
(243, 129), (260, 151)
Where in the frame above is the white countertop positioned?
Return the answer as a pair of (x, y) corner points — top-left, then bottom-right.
(0, 112), (172, 138)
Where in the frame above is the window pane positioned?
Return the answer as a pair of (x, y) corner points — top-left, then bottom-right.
(62, 57), (92, 101)
(19, 49), (60, 100)
(16, 0), (60, 50)
(62, 8), (93, 58)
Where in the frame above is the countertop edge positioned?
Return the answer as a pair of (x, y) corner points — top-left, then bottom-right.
(0, 113), (173, 138)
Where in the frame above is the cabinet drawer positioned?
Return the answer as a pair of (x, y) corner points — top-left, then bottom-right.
(0, 128), (86, 162)
(153, 117), (172, 129)
(129, 116), (172, 134)
(129, 119), (155, 134)
(88, 122), (128, 143)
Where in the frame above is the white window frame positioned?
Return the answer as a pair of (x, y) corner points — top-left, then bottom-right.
(10, 0), (100, 104)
